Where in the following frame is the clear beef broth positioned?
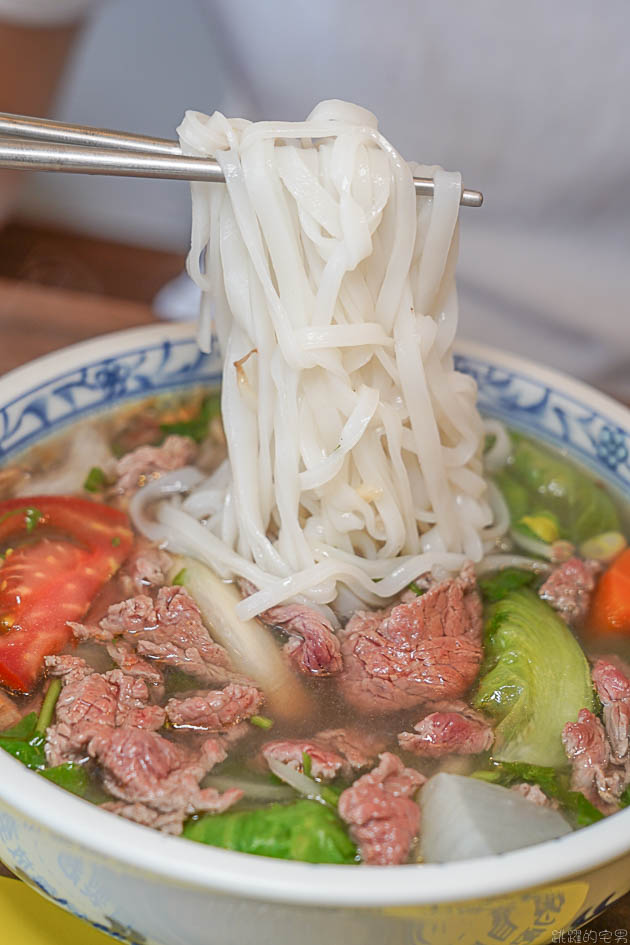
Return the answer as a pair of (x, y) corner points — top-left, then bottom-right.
(0, 392), (629, 865)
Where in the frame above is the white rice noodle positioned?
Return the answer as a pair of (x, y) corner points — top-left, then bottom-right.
(483, 419), (513, 473)
(134, 101), (509, 613)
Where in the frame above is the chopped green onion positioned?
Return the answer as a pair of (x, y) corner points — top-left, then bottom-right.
(320, 785), (341, 808)
(24, 507), (43, 533)
(408, 581), (425, 596)
(250, 714), (274, 730)
(83, 466), (107, 492)
(111, 536), (121, 547)
(36, 679), (62, 734)
(172, 568), (188, 586)
(0, 506), (43, 533)
(302, 751), (313, 777)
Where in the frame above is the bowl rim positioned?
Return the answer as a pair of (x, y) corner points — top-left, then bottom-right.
(1, 322), (629, 908)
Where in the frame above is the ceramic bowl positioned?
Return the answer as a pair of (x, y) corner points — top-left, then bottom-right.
(0, 322), (629, 945)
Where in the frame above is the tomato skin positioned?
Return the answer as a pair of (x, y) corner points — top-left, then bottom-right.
(0, 497), (133, 693)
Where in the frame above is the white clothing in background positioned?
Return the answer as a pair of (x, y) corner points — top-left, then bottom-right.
(3, 0), (629, 394)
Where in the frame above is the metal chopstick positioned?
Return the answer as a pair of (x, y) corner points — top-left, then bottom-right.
(0, 112), (483, 207)
(0, 111), (179, 156)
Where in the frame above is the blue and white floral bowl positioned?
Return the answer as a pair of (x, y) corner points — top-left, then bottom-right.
(0, 323), (629, 945)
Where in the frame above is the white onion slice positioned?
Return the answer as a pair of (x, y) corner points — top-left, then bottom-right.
(266, 757), (331, 806)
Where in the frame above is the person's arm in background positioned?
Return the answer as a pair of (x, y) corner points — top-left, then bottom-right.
(0, 0), (100, 222)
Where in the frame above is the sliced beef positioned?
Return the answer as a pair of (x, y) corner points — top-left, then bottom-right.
(137, 586), (245, 684)
(262, 739), (350, 780)
(511, 783), (559, 808)
(86, 728), (237, 832)
(105, 640), (164, 692)
(121, 540), (173, 595)
(339, 564), (483, 713)
(398, 703), (493, 758)
(98, 593), (158, 639)
(44, 659), (165, 766)
(562, 708), (625, 813)
(45, 654), (94, 685)
(114, 435), (197, 496)
(539, 557), (601, 625)
(100, 802), (187, 834)
(603, 702), (630, 763)
(338, 752), (425, 865)
(69, 595), (156, 645)
(592, 658), (630, 765)
(165, 683), (263, 731)
(592, 657), (630, 704)
(261, 728), (386, 781)
(102, 789), (239, 835)
(314, 729), (387, 771)
(72, 586), (245, 686)
(241, 581), (341, 676)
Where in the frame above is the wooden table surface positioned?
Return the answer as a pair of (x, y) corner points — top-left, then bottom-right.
(0, 272), (628, 942)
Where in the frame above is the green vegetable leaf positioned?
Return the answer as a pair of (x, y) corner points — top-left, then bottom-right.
(0, 710), (47, 769)
(0, 732), (46, 769)
(83, 466), (107, 492)
(482, 761), (604, 828)
(473, 589), (594, 767)
(40, 763), (89, 796)
(0, 711), (38, 740)
(39, 762), (109, 803)
(621, 786), (630, 809)
(160, 394), (221, 444)
(183, 799), (357, 864)
(478, 568), (536, 603)
(500, 436), (620, 544)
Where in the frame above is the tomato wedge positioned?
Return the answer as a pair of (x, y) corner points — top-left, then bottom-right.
(0, 496), (133, 693)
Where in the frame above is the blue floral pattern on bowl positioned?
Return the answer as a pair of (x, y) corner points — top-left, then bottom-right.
(2, 338), (629, 501)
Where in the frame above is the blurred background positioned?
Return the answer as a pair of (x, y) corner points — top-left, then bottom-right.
(0, 0), (628, 396)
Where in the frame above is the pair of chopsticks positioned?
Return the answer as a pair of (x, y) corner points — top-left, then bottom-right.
(0, 111), (484, 207)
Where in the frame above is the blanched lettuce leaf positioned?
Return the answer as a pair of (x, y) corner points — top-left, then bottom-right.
(473, 589), (593, 767)
(183, 799), (357, 864)
(478, 568), (536, 603)
(497, 436), (620, 544)
(474, 762), (603, 827)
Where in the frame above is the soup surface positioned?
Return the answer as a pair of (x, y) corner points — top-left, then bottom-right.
(0, 391), (628, 866)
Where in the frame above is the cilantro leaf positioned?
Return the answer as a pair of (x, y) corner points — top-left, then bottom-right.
(160, 394), (221, 444)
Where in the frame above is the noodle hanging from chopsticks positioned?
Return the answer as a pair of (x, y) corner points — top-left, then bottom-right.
(135, 100), (502, 617)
